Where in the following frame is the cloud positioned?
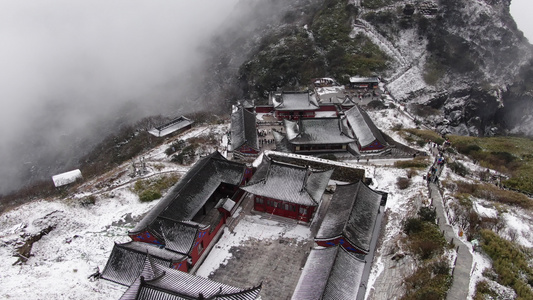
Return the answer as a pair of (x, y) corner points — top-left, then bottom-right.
(0, 0), (239, 194)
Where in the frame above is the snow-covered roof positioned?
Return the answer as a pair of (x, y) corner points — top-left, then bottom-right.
(241, 157), (332, 206)
(148, 116), (193, 137)
(148, 218), (203, 255)
(345, 105), (387, 148)
(100, 242), (185, 287)
(120, 260), (261, 300)
(292, 246), (365, 300)
(315, 86), (346, 101)
(215, 197), (236, 213)
(283, 118), (355, 145)
(316, 182), (383, 253)
(272, 91), (319, 111)
(231, 105), (259, 151)
(349, 76), (379, 84)
(52, 169), (82, 187)
(131, 152), (246, 234)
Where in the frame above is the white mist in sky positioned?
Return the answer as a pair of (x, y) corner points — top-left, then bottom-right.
(0, 0), (240, 194)
(510, 0), (533, 43)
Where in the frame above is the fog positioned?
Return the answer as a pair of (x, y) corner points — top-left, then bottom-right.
(0, 0), (240, 194)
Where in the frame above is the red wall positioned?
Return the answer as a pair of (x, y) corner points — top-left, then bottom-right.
(253, 195), (315, 223)
(130, 230), (163, 245)
(360, 140), (385, 152)
(190, 216), (225, 266)
(237, 145), (259, 154)
(256, 106), (274, 113)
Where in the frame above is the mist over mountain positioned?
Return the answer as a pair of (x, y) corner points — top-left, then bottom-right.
(0, 0), (240, 195)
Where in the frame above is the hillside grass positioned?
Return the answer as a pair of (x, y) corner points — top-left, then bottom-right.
(132, 174), (180, 202)
(448, 135), (533, 193)
(478, 230), (533, 300)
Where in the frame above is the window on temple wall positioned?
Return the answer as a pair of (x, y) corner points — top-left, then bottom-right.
(255, 197), (263, 204)
(198, 241), (204, 254)
(299, 207), (307, 215)
(283, 203), (289, 211)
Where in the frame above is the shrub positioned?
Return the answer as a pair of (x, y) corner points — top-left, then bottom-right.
(367, 100), (386, 110)
(397, 177), (411, 190)
(394, 157), (430, 169)
(133, 174), (180, 203)
(403, 128), (445, 145)
(480, 229), (533, 299)
(418, 207), (437, 223)
(139, 189), (161, 202)
(402, 259), (452, 299)
(448, 161), (469, 177)
(404, 217), (424, 235)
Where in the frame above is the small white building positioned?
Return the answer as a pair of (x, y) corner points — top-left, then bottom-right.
(52, 169), (83, 188)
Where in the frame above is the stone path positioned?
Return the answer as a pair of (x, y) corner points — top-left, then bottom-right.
(429, 178), (473, 299)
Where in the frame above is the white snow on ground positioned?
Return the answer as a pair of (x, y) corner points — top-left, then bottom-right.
(195, 215), (311, 278)
(0, 123), (230, 300)
(501, 212), (533, 248)
(0, 186), (154, 299)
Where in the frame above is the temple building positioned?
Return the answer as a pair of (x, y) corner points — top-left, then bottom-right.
(349, 76), (380, 89)
(125, 151), (251, 270)
(241, 156), (332, 223)
(315, 181), (385, 254)
(270, 91), (319, 120)
(280, 118), (356, 154)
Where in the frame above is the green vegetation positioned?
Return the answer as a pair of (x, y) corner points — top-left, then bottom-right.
(396, 177), (411, 190)
(403, 214), (447, 260)
(401, 128), (445, 146)
(479, 230), (533, 300)
(455, 181), (532, 209)
(394, 157), (430, 169)
(401, 207), (451, 299)
(240, 0), (388, 98)
(448, 135), (533, 193)
(448, 161), (469, 177)
(132, 174), (180, 202)
(401, 259), (452, 300)
(361, 0), (394, 9)
(165, 140), (186, 156)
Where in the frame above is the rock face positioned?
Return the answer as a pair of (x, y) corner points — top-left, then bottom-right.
(355, 0), (533, 136)
(223, 0), (533, 136)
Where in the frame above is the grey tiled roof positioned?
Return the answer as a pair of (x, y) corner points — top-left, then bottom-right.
(292, 246), (365, 300)
(122, 263), (261, 300)
(284, 118), (355, 145)
(148, 116), (193, 137)
(231, 106), (259, 151)
(149, 218), (202, 255)
(349, 76), (379, 83)
(241, 158), (332, 206)
(131, 152), (246, 234)
(272, 130), (292, 153)
(345, 105), (387, 148)
(273, 91), (319, 111)
(316, 182), (383, 252)
(101, 242), (184, 286)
